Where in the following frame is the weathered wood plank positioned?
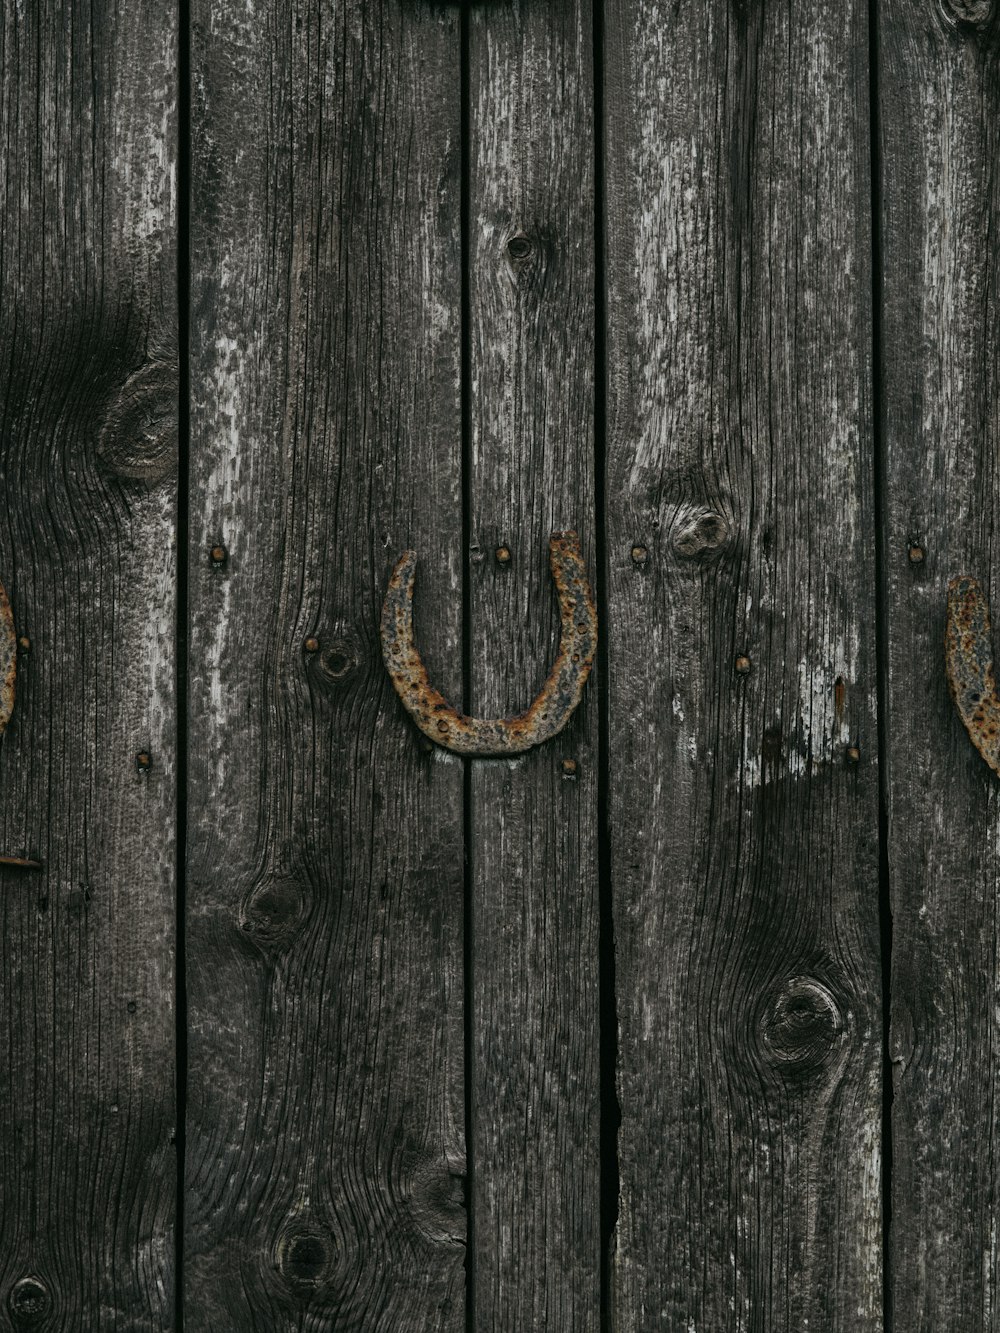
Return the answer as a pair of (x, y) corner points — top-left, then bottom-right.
(467, 0), (601, 1326)
(0, 0), (178, 1324)
(603, 0), (884, 1325)
(184, 2), (467, 1328)
(879, 3), (1000, 1324)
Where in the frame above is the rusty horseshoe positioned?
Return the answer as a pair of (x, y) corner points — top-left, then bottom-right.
(381, 530), (597, 756)
(945, 575), (1000, 777)
(0, 579), (40, 869)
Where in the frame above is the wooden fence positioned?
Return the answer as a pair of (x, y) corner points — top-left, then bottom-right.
(0, 0), (996, 1327)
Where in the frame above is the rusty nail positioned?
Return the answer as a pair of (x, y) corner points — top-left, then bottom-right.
(210, 544), (227, 566)
(631, 545), (648, 566)
(945, 575), (1000, 776)
(735, 655), (752, 675)
(382, 531), (597, 757)
(560, 757), (578, 779)
(846, 745), (861, 764)
(304, 637), (320, 653)
(495, 546), (512, 565)
(908, 544), (925, 565)
(0, 854), (42, 870)
(17, 635), (29, 651)
(136, 751), (152, 773)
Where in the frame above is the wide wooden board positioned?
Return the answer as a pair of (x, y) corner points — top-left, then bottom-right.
(467, 0), (601, 1326)
(879, 1), (1000, 1324)
(184, 3), (467, 1327)
(603, 0), (884, 1324)
(0, 0), (179, 1324)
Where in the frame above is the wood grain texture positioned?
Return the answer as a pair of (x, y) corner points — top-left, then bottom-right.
(0, 1), (178, 1327)
(467, 0), (601, 1325)
(603, 0), (884, 1325)
(879, 1), (1000, 1323)
(184, 2), (467, 1328)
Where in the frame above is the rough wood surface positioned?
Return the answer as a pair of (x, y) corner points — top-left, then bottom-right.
(879, 2), (1000, 1323)
(0, 0), (178, 1326)
(467, 1), (601, 1325)
(184, 3), (467, 1327)
(603, 0), (884, 1325)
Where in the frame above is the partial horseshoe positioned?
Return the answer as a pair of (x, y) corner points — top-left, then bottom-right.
(0, 579), (15, 735)
(381, 530), (597, 757)
(945, 575), (1000, 776)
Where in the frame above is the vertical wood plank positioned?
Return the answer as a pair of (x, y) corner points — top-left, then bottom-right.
(880, 3), (1000, 1323)
(184, 2), (467, 1328)
(603, 0), (884, 1325)
(0, 1), (178, 1325)
(467, 0), (601, 1325)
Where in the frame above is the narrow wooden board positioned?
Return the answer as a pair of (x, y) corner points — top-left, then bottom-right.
(879, 2), (1000, 1322)
(184, 3), (468, 1327)
(0, 0), (179, 1324)
(603, 0), (884, 1325)
(467, 1), (601, 1326)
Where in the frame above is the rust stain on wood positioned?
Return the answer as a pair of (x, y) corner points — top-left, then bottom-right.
(381, 531), (597, 757)
(945, 575), (1000, 775)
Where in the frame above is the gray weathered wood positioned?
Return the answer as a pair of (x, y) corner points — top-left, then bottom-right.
(467, 1), (601, 1326)
(603, 0), (884, 1325)
(184, 3), (467, 1327)
(879, 2), (1000, 1323)
(0, 0), (178, 1324)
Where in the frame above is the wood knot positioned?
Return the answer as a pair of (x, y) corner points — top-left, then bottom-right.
(240, 874), (310, 950)
(670, 505), (732, 561)
(502, 224), (548, 296)
(276, 1223), (335, 1295)
(8, 1277), (50, 1325)
(938, 0), (994, 28)
(403, 1153), (467, 1245)
(96, 361), (177, 483)
(318, 643), (358, 684)
(758, 976), (844, 1074)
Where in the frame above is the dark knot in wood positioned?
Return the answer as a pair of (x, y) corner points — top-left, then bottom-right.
(96, 361), (177, 483)
(276, 1224), (335, 1295)
(240, 873), (310, 950)
(670, 505), (731, 561)
(318, 642), (358, 684)
(758, 975), (844, 1073)
(8, 1277), (50, 1324)
(403, 1152), (467, 1245)
(938, 0), (994, 29)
